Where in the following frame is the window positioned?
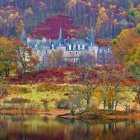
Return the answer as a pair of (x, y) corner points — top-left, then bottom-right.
(73, 44), (76, 50)
(99, 50), (102, 54)
(78, 44), (80, 50)
(52, 44), (54, 50)
(69, 45), (72, 50)
(82, 45), (85, 50)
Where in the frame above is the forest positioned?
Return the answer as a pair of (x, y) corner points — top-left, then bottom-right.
(0, 0), (140, 40)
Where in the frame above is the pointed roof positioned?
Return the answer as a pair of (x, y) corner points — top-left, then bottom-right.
(21, 28), (27, 44)
(57, 27), (63, 46)
(89, 28), (96, 45)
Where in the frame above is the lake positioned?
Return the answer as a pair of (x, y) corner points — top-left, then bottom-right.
(0, 115), (140, 140)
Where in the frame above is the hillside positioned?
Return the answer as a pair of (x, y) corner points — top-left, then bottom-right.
(10, 66), (137, 86)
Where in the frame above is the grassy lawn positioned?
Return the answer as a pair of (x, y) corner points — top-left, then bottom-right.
(0, 82), (137, 112)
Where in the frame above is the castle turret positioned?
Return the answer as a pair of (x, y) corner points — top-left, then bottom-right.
(21, 28), (27, 44)
(89, 28), (96, 45)
(58, 27), (63, 46)
(88, 28), (98, 64)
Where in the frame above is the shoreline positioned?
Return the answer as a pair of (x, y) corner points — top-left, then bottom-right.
(0, 109), (70, 116)
(60, 113), (140, 120)
(0, 109), (140, 120)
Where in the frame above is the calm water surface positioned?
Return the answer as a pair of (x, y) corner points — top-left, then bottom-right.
(0, 115), (140, 140)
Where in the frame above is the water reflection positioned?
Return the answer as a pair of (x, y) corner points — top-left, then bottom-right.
(0, 115), (139, 140)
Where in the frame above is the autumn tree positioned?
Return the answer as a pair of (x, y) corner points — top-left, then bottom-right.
(11, 38), (39, 75)
(78, 53), (96, 67)
(111, 24), (140, 94)
(0, 37), (38, 77)
(128, 4), (140, 24)
(96, 65), (131, 110)
(69, 67), (100, 111)
(0, 37), (18, 77)
(47, 49), (65, 68)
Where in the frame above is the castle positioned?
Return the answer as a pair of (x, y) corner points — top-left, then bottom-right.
(21, 28), (113, 66)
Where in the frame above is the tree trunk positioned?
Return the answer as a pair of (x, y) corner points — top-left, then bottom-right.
(115, 101), (118, 110)
(108, 103), (112, 110)
(86, 99), (90, 111)
(111, 101), (115, 110)
(5, 68), (10, 77)
(103, 100), (106, 110)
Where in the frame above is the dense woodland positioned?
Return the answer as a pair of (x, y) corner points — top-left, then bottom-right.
(0, 0), (140, 40)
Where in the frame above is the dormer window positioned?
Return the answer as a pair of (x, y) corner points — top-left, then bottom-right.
(78, 44), (80, 50)
(73, 44), (76, 50)
(35, 44), (38, 49)
(99, 50), (103, 54)
(52, 44), (54, 50)
(69, 44), (72, 50)
(82, 44), (85, 50)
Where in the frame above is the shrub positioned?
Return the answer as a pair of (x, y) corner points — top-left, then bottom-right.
(10, 98), (30, 104)
(56, 99), (70, 109)
(8, 86), (31, 94)
(3, 99), (11, 104)
(36, 83), (69, 92)
(0, 85), (8, 97)
(28, 103), (39, 110)
(41, 99), (49, 110)
(70, 109), (75, 115)
(8, 86), (20, 94)
(19, 87), (31, 94)
(64, 93), (69, 96)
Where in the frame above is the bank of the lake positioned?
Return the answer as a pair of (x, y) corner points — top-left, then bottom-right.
(0, 109), (69, 116)
(59, 110), (140, 121)
(0, 109), (140, 121)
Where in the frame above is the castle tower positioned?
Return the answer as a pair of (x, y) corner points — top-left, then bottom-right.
(21, 28), (27, 44)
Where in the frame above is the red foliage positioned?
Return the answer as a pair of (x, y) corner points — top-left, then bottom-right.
(10, 65), (138, 86)
(96, 38), (110, 47)
(31, 14), (84, 39)
(10, 67), (80, 84)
